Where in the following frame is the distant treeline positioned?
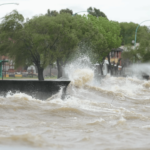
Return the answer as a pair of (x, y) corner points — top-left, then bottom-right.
(0, 7), (149, 80)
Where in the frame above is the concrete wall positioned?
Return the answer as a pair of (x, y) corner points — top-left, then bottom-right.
(0, 80), (70, 100)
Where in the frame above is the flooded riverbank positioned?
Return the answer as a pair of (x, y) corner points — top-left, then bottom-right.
(1, 56), (150, 149)
(1, 73), (150, 149)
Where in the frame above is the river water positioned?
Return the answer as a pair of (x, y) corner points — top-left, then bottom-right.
(0, 60), (150, 149)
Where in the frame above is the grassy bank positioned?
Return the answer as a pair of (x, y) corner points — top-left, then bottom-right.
(0, 76), (57, 80)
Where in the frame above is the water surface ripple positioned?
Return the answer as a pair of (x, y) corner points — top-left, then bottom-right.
(1, 72), (150, 150)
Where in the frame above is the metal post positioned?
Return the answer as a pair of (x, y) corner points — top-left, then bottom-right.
(0, 3), (19, 6)
(0, 3), (19, 20)
(2, 61), (4, 80)
(0, 62), (2, 79)
(134, 20), (150, 48)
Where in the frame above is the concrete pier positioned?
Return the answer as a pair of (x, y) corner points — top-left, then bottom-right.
(0, 80), (70, 100)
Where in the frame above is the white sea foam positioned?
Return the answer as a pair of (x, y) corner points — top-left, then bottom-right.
(1, 56), (150, 149)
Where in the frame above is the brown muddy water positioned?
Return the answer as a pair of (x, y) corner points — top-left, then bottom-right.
(0, 68), (150, 150)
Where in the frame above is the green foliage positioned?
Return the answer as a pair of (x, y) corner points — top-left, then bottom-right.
(53, 14), (100, 65)
(87, 7), (108, 19)
(121, 23), (150, 63)
(137, 33), (150, 62)
(122, 45), (139, 63)
(0, 10), (25, 68)
(0, 9), (123, 78)
(87, 15), (122, 63)
(45, 9), (59, 17)
(60, 8), (73, 15)
(119, 22), (148, 45)
(0, 10), (99, 69)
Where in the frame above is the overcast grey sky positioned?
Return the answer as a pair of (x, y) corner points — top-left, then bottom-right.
(0, 0), (150, 26)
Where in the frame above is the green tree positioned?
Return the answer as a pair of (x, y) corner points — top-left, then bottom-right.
(60, 8), (73, 15)
(45, 9), (59, 17)
(0, 10), (25, 66)
(119, 22), (148, 45)
(87, 7), (108, 19)
(0, 11), (55, 80)
(0, 10), (100, 79)
(136, 32), (150, 62)
(88, 15), (122, 74)
(53, 14), (100, 78)
(121, 24), (150, 64)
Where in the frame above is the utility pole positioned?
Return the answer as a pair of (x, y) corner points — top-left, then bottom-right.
(134, 20), (150, 48)
(0, 3), (19, 6)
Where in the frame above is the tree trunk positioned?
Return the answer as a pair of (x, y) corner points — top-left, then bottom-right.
(37, 67), (44, 81)
(50, 65), (52, 77)
(99, 64), (103, 75)
(107, 54), (112, 75)
(57, 59), (62, 79)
